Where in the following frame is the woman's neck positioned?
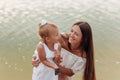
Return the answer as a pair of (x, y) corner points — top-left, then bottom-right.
(70, 43), (79, 50)
(70, 43), (83, 56)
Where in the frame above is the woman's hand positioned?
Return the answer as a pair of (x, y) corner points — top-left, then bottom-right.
(32, 56), (40, 67)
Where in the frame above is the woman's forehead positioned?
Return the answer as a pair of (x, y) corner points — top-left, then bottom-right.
(71, 25), (81, 32)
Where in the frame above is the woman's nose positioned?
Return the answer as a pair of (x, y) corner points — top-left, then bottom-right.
(70, 33), (74, 39)
(71, 32), (74, 37)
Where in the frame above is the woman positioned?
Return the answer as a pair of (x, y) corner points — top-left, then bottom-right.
(32, 21), (96, 80)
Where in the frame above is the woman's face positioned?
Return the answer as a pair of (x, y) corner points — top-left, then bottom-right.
(69, 25), (82, 46)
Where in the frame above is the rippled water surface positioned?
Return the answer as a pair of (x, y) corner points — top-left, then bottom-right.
(0, 0), (120, 80)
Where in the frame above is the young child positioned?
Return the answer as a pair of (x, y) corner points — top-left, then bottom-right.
(32, 20), (61, 80)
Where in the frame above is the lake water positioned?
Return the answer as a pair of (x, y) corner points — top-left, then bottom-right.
(0, 0), (120, 80)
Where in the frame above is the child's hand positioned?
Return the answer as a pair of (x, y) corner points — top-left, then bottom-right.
(54, 55), (62, 65)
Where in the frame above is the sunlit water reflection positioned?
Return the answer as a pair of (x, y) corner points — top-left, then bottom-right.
(0, 0), (120, 80)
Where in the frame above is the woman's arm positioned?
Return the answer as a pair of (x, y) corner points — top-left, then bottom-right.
(59, 33), (69, 48)
(32, 56), (40, 67)
(54, 56), (74, 77)
(58, 64), (74, 76)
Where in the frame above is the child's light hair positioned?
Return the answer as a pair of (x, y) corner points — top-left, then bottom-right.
(38, 22), (57, 41)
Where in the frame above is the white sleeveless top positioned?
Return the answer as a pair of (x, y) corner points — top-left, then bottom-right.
(32, 42), (58, 80)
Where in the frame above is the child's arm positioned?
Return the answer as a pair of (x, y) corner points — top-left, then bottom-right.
(54, 43), (61, 75)
(37, 44), (58, 69)
(54, 43), (61, 57)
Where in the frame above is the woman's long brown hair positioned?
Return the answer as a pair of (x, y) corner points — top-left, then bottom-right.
(73, 21), (96, 80)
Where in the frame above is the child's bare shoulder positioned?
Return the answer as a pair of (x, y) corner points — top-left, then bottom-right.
(37, 43), (46, 60)
(37, 44), (45, 54)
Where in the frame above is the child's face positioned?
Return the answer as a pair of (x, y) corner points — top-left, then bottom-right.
(48, 27), (59, 43)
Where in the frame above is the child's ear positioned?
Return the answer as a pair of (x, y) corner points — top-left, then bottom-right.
(45, 37), (49, 41)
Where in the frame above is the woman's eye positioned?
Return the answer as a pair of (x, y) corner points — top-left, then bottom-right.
(75, 32), (78, 36)
(75, 33), (78, 36)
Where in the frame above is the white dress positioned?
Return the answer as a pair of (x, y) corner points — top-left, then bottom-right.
(32, 42), (58, 80)
(59, 48), (86, 80)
